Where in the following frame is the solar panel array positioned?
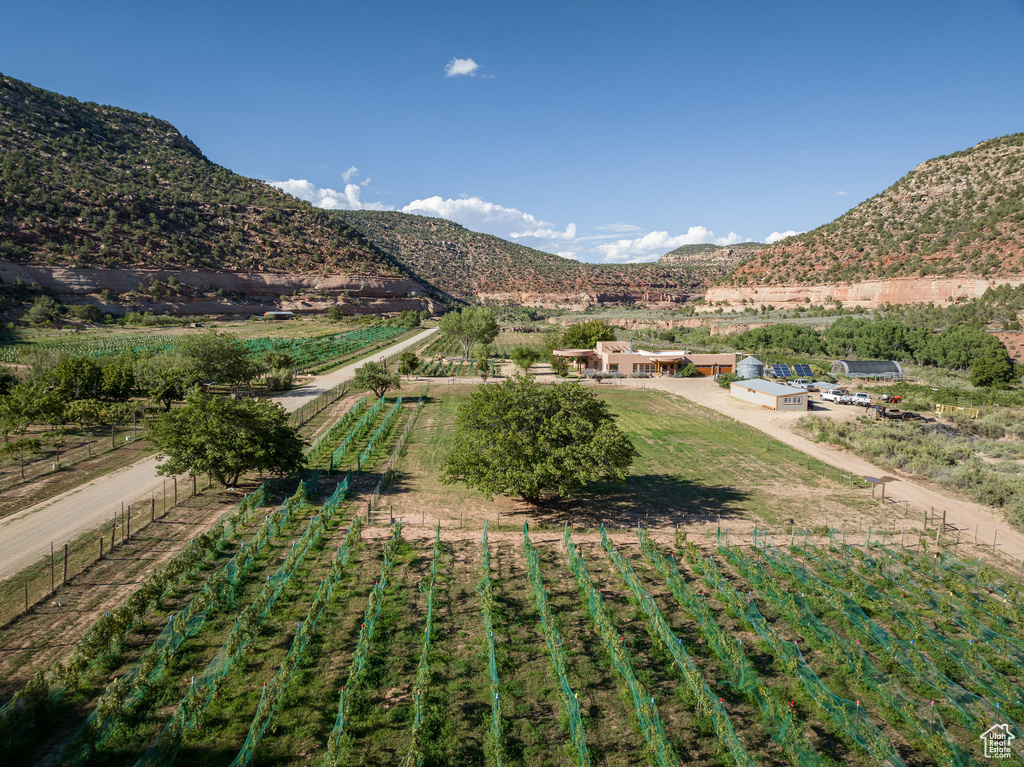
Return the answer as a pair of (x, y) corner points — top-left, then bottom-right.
(770, 364), (792, 378)
(793, 364), (813, 378)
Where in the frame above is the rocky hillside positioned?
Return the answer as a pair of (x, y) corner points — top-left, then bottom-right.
(330, 210), (725, 305)
(0, 73), (404, 278)
(722, 134), (1024, 288)
(659, 242), (763, 269)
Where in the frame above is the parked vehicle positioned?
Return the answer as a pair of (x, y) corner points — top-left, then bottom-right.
(850, 392), (872, 406)
(790, 379), (815, 391)
(878, 394), (902, 404)
(821, 388), (849, 404)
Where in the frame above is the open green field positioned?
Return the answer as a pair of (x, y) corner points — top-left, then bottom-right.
(393, 385), (876, 534)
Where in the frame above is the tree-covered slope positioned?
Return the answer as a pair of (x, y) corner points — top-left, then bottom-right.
(723, 133), (1024, 286)
(0, 74), (402, 276)
(330, 210), (723, 301)
(658, 241), (764, 268)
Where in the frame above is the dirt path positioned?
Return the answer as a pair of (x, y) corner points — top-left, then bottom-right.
(0, 328), (436, 583)
(618, 375), (1024, 563)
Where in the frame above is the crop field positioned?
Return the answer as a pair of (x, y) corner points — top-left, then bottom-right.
(0, 325), (409, 372)
(3, 506), (1022, 767)
(2, 386), (1022, 766)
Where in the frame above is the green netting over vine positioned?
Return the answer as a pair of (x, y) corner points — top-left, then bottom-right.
(306, 396), (368, 462)
(227, 514), (363, 767)
(330, 396), (386, 471)
(522, 524), (591, 767)
(721, 543), (973, 766)
(685, 544), (907, 767)
(323, 522), (404, 766)
(0, 483), (270, 754)
(563, 528), (679, 767)
(358, 397), (403, 471)
(402, 524), (441, 767)
(629, 529), (820, 767)
(132, 487), (347, 767)
(757, 540), (1022, 758)
(480, 523), (505, 766)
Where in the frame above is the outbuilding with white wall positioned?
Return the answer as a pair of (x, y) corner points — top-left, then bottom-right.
(730, 378), (809, 411)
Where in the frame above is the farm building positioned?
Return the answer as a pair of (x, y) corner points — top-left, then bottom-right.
(263, 310), (296, 321)
(552, 340), (737, 376)
(831, 360), (904, 380)
(730, 378), (809, 411)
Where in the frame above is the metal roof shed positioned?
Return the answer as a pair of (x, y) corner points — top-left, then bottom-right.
(831, 360), (904, 380)
(730, 378), (809, 411)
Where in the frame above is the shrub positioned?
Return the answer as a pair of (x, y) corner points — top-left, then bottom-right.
(265, 367), (293, 391)
(717, 373), (741, 389)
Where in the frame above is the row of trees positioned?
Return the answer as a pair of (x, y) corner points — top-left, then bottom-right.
(730, 317), (1018, 385)
(0, 331), (294, 447)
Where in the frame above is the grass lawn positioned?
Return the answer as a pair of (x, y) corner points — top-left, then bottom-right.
(392, 384), (874, 536)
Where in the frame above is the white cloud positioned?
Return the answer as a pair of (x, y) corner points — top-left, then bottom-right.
(594, 227), (744, 263)
(444, 57), (480, 77)
(341, 166), (359, 182)
(402, 195), (576, 242)
(596, 222), (642, 233)
(268, 178), (392, 211)
(831, 190), (848, 196)
(765, 230), (801, 244)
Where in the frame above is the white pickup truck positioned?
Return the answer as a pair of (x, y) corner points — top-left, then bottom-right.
(823, 389), (872, 406)
(820, 388), (848, 404)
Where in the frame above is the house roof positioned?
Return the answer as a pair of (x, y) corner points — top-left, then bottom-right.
(552, 349), (595, 356)
(686, 353), (739, 365)
(731, 378), (805, 397)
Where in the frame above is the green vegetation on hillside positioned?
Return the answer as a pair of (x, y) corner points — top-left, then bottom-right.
(726, 133), (1024, 285)
(331, 210), (721, 301)
(0, 74), (401, 276)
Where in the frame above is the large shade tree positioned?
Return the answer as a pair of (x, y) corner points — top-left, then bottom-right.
(353, 361), (402, 399)
(148, 388), (304, 486)
(441, 376), (638, 504)
(178, 329), (261, 386)
(439, 306), (499, 357)
(559, 320), (617, 350)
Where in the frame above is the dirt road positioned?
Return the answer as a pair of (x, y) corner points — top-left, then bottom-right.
(619, 375), (1024, 563)
(0, 328), (436, 582)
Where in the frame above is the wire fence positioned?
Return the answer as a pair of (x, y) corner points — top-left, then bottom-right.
(0, 473), (235, 628)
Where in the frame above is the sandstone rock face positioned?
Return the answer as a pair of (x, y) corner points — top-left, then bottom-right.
(475, 291), (690, 311)
(0, 263), (425, 298)
(702, 276), (1024, 310)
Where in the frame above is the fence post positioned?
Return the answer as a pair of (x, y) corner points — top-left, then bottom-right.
(152, 497), (155, 522)
(112, 517), (116, 550)
(63, 543), (68, 585)
(50, 542), (54, 593)
(100, 536), (104, 559)
(126, 505), (131, 541)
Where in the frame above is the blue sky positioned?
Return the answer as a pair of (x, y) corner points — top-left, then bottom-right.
(3, 0), (1024, 262)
